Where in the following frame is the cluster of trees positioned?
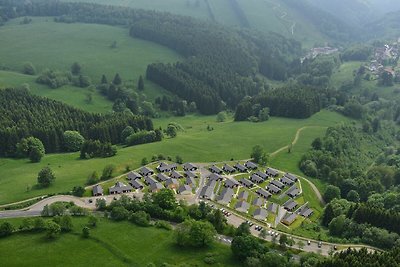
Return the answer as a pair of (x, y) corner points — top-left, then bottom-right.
(0, 88), (153, 156)
(125, 130), (163, 147)
(155, 95), (196, 116)
(80, 140), (117, 159)
(36, 63), (91, 89)
(235, 86), (321, 120)
(341, 45), (372, 61)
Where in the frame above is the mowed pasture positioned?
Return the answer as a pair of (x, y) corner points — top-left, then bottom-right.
(0, 110), (349, 205)
(0, 217), (238, 267)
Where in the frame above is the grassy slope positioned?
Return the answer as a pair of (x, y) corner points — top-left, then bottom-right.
(0, 110), (349, 205)
(0, 217), (237, 267)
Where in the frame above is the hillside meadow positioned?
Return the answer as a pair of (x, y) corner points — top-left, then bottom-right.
(0, 217), (238, 267)
(0, 110), (349, 205)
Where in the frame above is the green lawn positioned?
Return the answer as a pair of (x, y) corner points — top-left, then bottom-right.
(0, 110), (348, 205)
(0, 217), (238, 267)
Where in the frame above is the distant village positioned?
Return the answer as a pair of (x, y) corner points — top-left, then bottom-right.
(301, 46), (339, 63)
(367, 38), (400, 79)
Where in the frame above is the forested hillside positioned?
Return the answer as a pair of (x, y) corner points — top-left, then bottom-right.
(0, 88), (152, 156)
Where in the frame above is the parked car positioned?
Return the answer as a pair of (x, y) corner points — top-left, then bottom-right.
(88, 199), (93, 203)
(333, 245), (337, 250)
(307, 240), (311, 246)
(318, 242), (322, 248)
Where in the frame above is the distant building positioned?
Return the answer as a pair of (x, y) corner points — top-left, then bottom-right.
(92, 184), (103, 196)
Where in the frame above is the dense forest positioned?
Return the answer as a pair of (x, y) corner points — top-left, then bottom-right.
(0, 0), (308, 116)
(0, 88), (152, 156)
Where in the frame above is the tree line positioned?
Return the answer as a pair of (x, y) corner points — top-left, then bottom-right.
(0, 88), (153, 156)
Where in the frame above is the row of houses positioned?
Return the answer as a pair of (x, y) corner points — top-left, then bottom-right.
(209, 161), (258, 175)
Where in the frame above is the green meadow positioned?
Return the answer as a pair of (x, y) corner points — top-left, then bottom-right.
(0, 110), (349, 205)
(0, 217), (238, 267)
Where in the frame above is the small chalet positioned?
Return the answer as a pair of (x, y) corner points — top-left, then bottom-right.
(239, 178), (254, 188)
(149, 182), (164, 193)
(235, 200), (250, 213)
(237, 190), (249, 201)
(301, 208), (314, 218)
(280, 176), (295, 186)
(199, 186), (214, 199)
(170, 170), (183, 179)
(253, 208), (267, 220)
(286, 186), (300, 198)
(255, 171), (268, 180)
(282, 212), (297, 226)
(129, 179), (144, 190)
(217, 188), (234, 205)
(253, 197), (265, 207)
(224, 178), (239, 188)
(140, 166), (154, 176)
(184, 171), (197, 178)
(245, 161), (258, 170)
(127, 171), (141, 180)
(234, 163), (247, 173)
(185, 176), (196, 187)
(267, 184), (281, 194)
(157, 162), (171, 173)
(223, 164), (236, 173)
(178, 184), (192, 195)
(208, 173), (223, 182)
(270, 180), (285, 189)
(183, 163), (197, 171)
(256, 188), (272, 199)
(250, 173), (264, 184)
(92, 184), (103, 196)
(156, 173), (169, 182)
(283, 199), (298, 211)
(267, 203), (278, 214)
(144, 176), (157, 186)
(266, 168), (279, 177)
(284, 173), (298, 182)
(166, 178), (179, 189)
(209, 165), (223, 174)
(109, 182), (133, 195)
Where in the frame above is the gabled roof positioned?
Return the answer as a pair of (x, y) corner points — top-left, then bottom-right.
(301, 208), (314, 218)
(224, 178), (239, 188)
(239, 178), (254, 188)
(144, 176), (157, 185)
(217, 188), (234, 205)
(206, 179), (217, 189)
(185, 176), (196, 186)
(267, 184), (281, 194)
(184, 171), (197, 178)
(267, 203), (278, 213)
(109, 182), (133, 194)
(238, 190), (249, 200)
(255, 171), (268, 179)
(234, 163), (247, 172)
(270, 180), (284, 189)
(92, 184), (103, 195)
(209, 165), (223, 173)
(245, 161), (258, 169)
(286, 186), (300, 197)
(284, 173), (298, 182)
(253, 208), (267, 220)
(183, 163), (197, 171)
(235, 200), (250, 212)
(223, 164), (235, 172)
(208, 173), (223, 181)
(253, 197), (265, 207)
(156, 173), (169, 182)
(178, 184), (192, 194)
(256, 188), (271, 199)
(266, 167), (279, 176)
(284, 199), (298, 211)
(157, 162), (170, 172)
(200, 186), (214, 199)
(282, 212), (297, 225)
(280, 176), (295, 185)
(129, 179), (144, 189)
(127, 171), (141, 180)
(250, 174), (264, 183)
(140, 166), (154, 176)
(166, 178), (179, 186)
(150, 182), (164, 191)
(170, 170), (183, 179)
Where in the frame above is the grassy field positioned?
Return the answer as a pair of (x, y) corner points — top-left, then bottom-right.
(0, 110), (349, 205)
(0, 217), (238, 267)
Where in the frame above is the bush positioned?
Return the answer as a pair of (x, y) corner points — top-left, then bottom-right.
(0, 222), (14, 237)
(37, 167), (56, 187)
(101, 164), (115, 180)
(110, 206), (129, 221)
(203, 257), (216, 265)
(23, 62), (36, 75)
(155, 220), (172, 230)
(129, 211), (151, 227)
(72, 186), (85, 197)
(82, 226), (90, 238)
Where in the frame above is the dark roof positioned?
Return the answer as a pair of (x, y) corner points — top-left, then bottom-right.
(157, 162), (170, 172)
(223, 164), (235, 172)
(282, 212), (297, 225)
(267, 203), (278, 213)
(166, 178), (179, 186)
(253, 197), (265, 206)
(200, 186), (214, 199)
(238, 190), (249, 200)
(270, 180), (284, 189)
(239, 178), (254, 188)
(129, 179), (144, 189)
(170, 170), (183, 179)
(109, 182), (133, 194)
(255, 171), (268, 179)
(286, 186), (300, 197)
(209, 165), (223, 173)
(301, 208), (314, 217)
(144, 176), (157, 185)
(178, 184), (192, 194)
(256, 188), (271, 199)
(183, 163), (197, 171)
(156, 173), (169, 182)
(280, 176), (295, 185)
(185, 176), (196, 186)
(267, 184), (281, 194)
(250, 174), (264, 183)
(217, 188), (234, 205)
(92, 184), (103, 195)
(285, 173), (298, 182)
(140, 166), (154, 176)
(284, 199), (298, 211)
(234, 163), (247, 172)
(253, 208), (267, 220)
(127, 171), (141, 180)
(235, 200), (250, 212)
(150, 182), (164, 191)
(206, 179), (217, 189)
(184, 171), (197, 178)
(245, 161), (258, 169)
(224, 178), (239, 188)
(209, 173), (223, 181)
(266, 168), (279, 176)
